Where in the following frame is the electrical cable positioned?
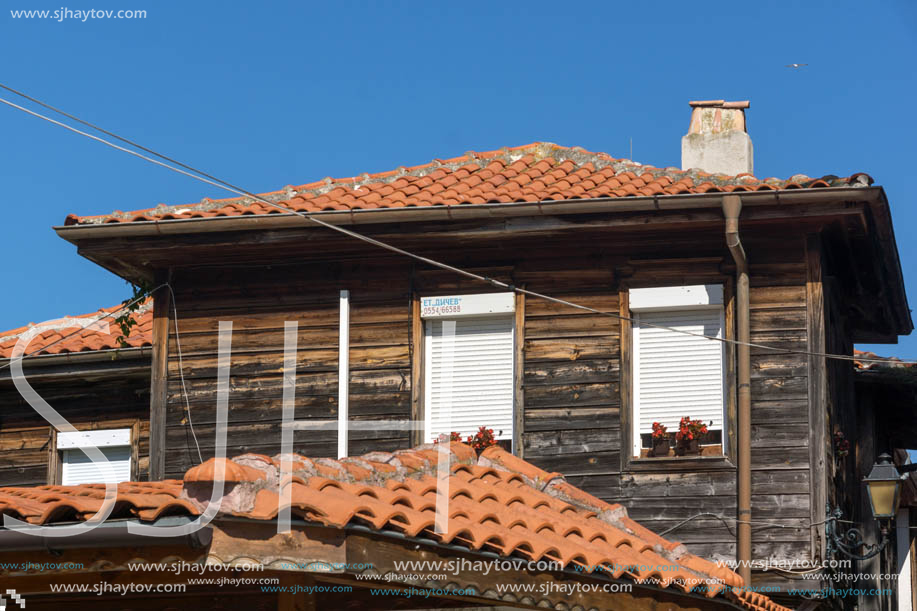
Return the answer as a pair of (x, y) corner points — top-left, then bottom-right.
(168, 284), (203, 464)
(660, 512), (857, 537)
(0, 87), (913, 367)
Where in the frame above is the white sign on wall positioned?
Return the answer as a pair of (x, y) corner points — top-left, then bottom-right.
(420, 293), (515, 319)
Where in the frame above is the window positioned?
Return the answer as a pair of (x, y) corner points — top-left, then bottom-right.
(630, 285), (725, 458)
(58, 429), (132, 485)
(421, 293), (516, 449)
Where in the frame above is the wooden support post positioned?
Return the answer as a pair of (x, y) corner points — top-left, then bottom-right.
(513, 291), (525, 457)
(805, 234), (827, 562)
(619, 288), (632, 465)
(130, 419), (141, 481)
(410, 294), (424, 447)
(148, 270), (171, 481)
(46, 427), (60, 485)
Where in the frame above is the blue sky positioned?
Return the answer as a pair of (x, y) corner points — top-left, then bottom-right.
(1, 1), (916, 359)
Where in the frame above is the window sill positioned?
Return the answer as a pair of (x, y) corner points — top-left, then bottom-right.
(625, 455), (736, 473)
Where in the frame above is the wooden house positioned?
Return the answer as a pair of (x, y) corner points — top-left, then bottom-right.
(2, 101), (911, 607)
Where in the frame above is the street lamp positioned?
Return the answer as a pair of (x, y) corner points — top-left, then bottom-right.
(826, 453), (905, 560)
(863, 453), (903, 520)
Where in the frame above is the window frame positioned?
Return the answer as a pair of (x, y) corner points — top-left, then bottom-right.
(411, 292), (524, 455)
(48, 422), (140, 485)
(620, 281), (737, 472)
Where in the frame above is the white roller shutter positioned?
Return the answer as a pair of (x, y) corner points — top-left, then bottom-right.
(633, 308), (725, 454)
(60, 429), (132, 485)
(62, 446), (132, 485)
(424, 316), (514, 444)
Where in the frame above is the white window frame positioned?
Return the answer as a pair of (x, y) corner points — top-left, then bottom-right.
(59, 428), (133, 485)
(630, 285), (726, 458)
(421, 293), (516, 451)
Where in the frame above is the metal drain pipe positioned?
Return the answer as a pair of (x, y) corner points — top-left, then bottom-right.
(723, 194), (752, 586)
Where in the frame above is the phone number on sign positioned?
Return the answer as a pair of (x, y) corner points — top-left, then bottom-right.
(422, 306), (462, 316)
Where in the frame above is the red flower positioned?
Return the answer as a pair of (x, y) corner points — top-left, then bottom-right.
(676, 416), (709, 443)
(466, 426), (500, 451)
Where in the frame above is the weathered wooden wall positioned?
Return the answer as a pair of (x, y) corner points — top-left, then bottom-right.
(0, 360), (150, 486)
(159, 226), (815, 568)
(164, 263), (415, 478)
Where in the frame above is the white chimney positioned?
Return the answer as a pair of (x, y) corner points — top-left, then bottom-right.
(681, 100), (753, 176)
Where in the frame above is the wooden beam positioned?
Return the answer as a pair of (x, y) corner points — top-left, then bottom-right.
(130, 419), (141, 481)
(514, 291), (525, 457)
(410, 293), (423, 446)
(805, 234), (828, 562)
(149, 270), (171, 481)
(618, 288), (633, 468)
(46, 427), (59, 485)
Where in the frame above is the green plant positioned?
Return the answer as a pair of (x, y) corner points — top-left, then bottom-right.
(113, 281), (151, 348)
(651, 421), (668, 440)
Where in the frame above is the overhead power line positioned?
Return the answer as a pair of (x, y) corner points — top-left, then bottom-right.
(0, 84), (913, 367)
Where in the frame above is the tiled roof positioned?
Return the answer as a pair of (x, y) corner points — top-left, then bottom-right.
(65, 142), (872, 226)
(0, 300), (152, 359)
(853, 349), (915, 370)
(0, 443), (790, 611)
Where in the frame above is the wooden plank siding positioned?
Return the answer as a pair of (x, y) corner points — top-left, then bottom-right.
(163, 263), (415, 478)
(0, 366), (151, 486)
(156, 233), (814, 568)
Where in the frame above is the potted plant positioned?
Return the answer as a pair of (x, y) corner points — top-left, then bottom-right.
(650, 422), (670, 457)
(675, 416), (709, 456)
(433, 432), (463, 444)
(466, 426), (500, 453)
(834, 430), (850, 462)
(434, 427), (500, 455)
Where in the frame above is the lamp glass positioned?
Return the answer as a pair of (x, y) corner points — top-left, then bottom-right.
(866, 480), (901, 519)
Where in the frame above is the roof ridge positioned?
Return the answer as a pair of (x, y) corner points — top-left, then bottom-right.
(65, 142), (874, 226)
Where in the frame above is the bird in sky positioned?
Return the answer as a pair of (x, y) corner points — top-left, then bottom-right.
(785, 63), (808, 69)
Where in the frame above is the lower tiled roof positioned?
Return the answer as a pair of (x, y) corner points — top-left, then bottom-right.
(65, 142), (872, 226)
(0, 443), (790, 611)
(853, 348), (915, 370)
(0, 300), (152, 359)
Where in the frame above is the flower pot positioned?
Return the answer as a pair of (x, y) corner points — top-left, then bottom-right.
(651, 439), (670, 457)
(675, 438), (700, 456)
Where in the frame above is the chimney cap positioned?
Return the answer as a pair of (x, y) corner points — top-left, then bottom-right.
(689, 100), (750, 109)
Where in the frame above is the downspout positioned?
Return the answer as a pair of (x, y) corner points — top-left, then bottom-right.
(723, 194), (752, 586)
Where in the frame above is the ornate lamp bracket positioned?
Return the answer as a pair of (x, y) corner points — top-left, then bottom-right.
(825, 504), (888, 561)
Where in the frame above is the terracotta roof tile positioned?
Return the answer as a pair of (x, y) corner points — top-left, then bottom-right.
(64, 142), (872, 226)
(0, 443), (790, 610)
(852, 348), (917, 370)
(0, 299), (153, 359)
